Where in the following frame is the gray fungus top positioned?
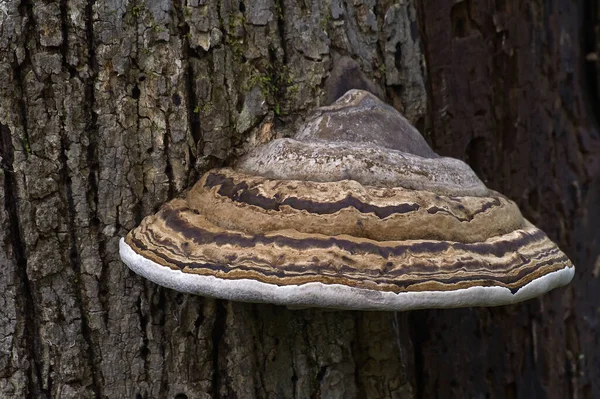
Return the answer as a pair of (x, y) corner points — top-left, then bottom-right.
(237, 90), (486, 196)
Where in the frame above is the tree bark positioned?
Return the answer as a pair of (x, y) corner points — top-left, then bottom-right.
(0, 1), (597, 398)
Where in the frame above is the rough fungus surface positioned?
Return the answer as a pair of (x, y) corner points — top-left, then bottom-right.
(121, 91), (574, 310)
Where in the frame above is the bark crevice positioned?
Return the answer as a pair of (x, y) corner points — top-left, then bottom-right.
(0, 123), (44, 398)
(174, 0), (201, 181)
(210, 300), (227, 398)
(58, 136), (102, 399)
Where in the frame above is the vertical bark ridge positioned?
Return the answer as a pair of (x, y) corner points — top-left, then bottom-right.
(57, 1), (105, 395)
(129, 0), (146, 226)
(407, 310), (427, 399)
(210, 300), (227, 398)
(0, 124), (45, 398)
(215, 2), (235, 144)
(84, 0), (111, 333)
(173, 0), (202, 171)
(4, 1), (45, 396)
(136, 290), (151, 397)
(156, 290), (170, 399)
(15, 1), (32, 159)
(152, 288), (167, 398)
(163, 118), (175, 199)
(59, 134), (101, 399)
(274, 0), (287, 64)
(415, 0), (437, 148)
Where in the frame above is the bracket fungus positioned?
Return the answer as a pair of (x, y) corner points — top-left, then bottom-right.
(119, 90), (574, 311)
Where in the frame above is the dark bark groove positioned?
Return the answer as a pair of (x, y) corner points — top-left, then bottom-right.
(59, 136), (102, 398)
(1, 123), (44, 399)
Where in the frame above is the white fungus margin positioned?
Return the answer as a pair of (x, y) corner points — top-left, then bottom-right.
(120, 238), (575, 311)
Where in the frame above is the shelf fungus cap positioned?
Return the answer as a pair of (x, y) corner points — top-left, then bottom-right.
(120, 90), (574, 311)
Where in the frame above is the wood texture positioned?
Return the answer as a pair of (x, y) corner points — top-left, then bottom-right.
(0, 0), (597, 398)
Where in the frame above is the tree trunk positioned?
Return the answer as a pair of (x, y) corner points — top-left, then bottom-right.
(0, 1), (597, 398)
